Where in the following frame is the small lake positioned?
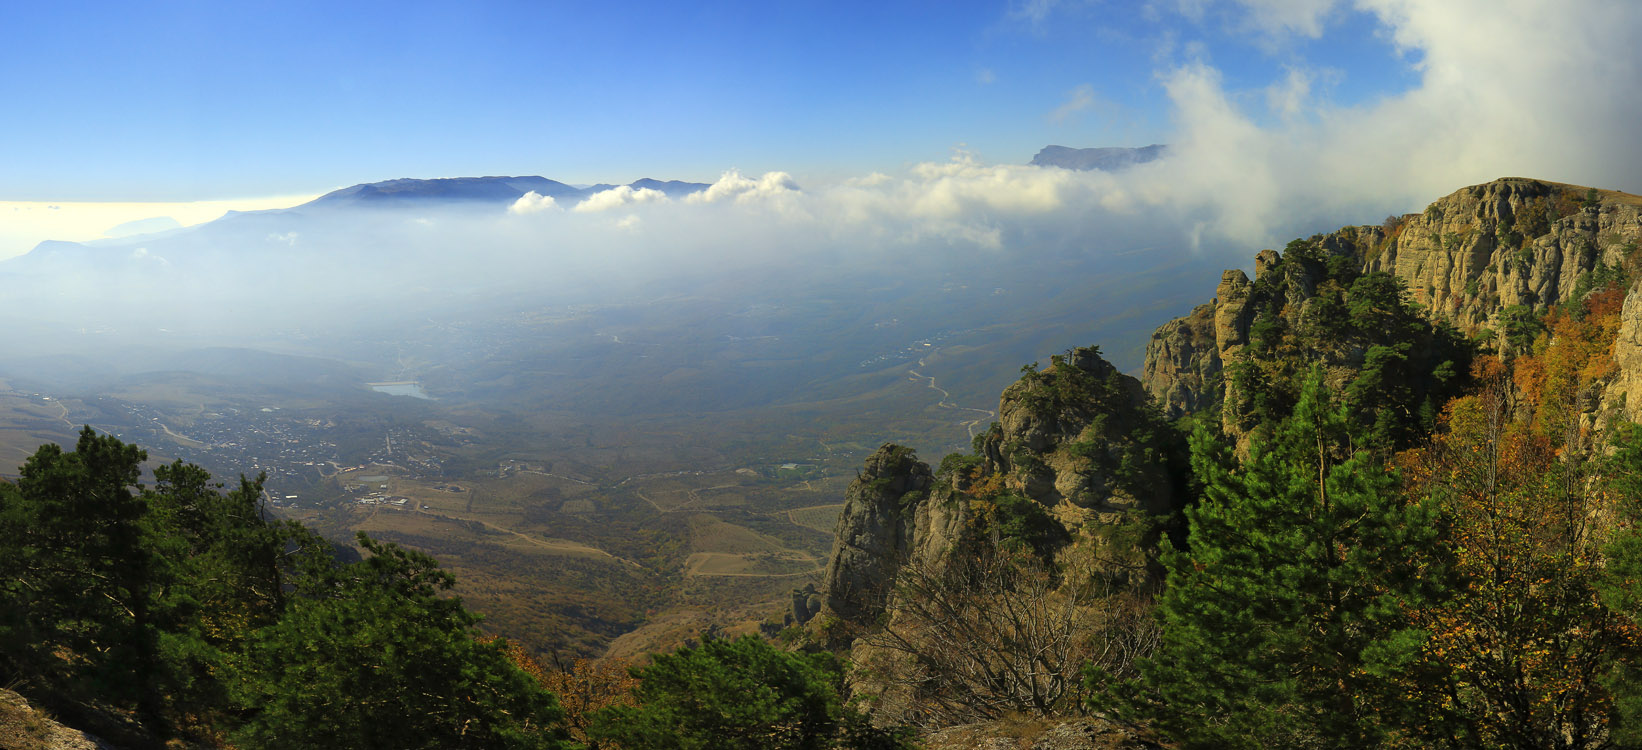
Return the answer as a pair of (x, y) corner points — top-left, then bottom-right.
(368, 382), (433, 400)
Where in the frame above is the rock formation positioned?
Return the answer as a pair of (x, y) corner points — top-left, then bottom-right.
(816, 177), (1642, 734)
(970, 347), (1179, 530)
(819, 444), (935, 630)
(1141, 178), (1642, 441)
(819, 347), (1182, 634)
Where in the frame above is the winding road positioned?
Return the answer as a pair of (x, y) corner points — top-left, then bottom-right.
(907, 357), (996, 439)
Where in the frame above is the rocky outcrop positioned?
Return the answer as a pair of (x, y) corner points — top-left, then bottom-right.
(0, 689), (116, 750)
(1368, 178), (1642, 331)
(972, 347), (1180, 531)
(786, 583), (822, 627)
(817, 348), (1180, 635)
(1141, 178), (1642, 427)
(1141, 302), (1219, 419)
(819, 444), (934, 629)
(1603, 278), (1642, 423)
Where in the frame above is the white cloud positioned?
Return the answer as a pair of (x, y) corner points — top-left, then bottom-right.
(685, 170), (800, 206)
(976, 68), (997, 85)
(1049, 84), (1098, 124)
(904, 154), (1076, 218)
(130, 247), (169, 265)
(1045, 0), (1642, 252)
(15, 1), (1637, 336)
(1264, 66), (1311, 119)
(0, 193), (322, 261)
(1232, 0), (1339, 38)
(508, 191), (559, 215)
(1010, 0), (1062, 26)
(846, 172), (893, 188)
(573, 185), (668, 213)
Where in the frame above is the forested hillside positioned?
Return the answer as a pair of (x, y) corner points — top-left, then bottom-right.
(8, 177), (1642, 749)
(0, 432), (907, 748)
(816, 178), (1642, 748)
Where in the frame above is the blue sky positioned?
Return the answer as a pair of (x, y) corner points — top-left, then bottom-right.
(4, 1), (1641, 264)
(1, 0), (1416, 201)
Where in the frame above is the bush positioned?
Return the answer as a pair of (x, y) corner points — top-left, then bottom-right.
(588, 635), (910, 750)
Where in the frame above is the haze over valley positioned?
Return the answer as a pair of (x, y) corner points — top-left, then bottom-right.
(6, 2), (1642, 746)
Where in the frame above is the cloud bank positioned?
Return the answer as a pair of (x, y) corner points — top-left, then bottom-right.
(7, 0), (1640, 348)
(486, 0), (1642, 271)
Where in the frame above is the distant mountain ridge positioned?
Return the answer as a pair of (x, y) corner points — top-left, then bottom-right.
(308, 175), (711, 206)
(1030, 144), (1167, 171)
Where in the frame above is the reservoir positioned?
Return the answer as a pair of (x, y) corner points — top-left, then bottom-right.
(367, 381), (433, 399)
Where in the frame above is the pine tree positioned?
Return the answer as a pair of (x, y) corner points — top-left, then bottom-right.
(1602, 425), (1642, 744)
(231, 533), (572, 750)
(1095, 369), (1451, 749)
(589, 634), (911, 750)
(0, 428), (161, 723)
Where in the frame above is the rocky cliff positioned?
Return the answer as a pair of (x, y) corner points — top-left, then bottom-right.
(818, 347), (1182, 634)
(819, 444), (935, 631)
(970, 347), (1180, 532)
(812, 175), (1642, 739)
(1141, 178), (1642, 440)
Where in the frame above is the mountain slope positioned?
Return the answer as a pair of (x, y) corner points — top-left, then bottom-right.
(1030, 144), (1166, 171)
(307, 175), (709, 206)
(1142, 177), (1642, 442)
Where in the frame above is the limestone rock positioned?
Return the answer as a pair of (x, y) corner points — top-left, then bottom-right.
(1141, 177), (1642, 428)
(1141, 302), (1219, 419)
(976, 347), (1179, 525)
(0, 689), (117, 750)
(1603, 278), (1642, 423)
(818, 444), (933, 628)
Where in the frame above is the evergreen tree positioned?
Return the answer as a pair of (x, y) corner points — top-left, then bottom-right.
(141, 462), (313, 730)
(231, 533), (571, 750)
(0, 428), (162, 724)
(1, 430), (573, 748)
(1603, 424), (1642, 744)
(1095, 369), (1451, 749)
(589, 634), (911, 750)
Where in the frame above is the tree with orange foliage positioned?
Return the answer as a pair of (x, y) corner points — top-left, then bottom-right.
(1511, 285), (1627, 440)
(1398, 357), (1639, 749)
(493, 639), (639, 746)
(542, 653), (640, 746)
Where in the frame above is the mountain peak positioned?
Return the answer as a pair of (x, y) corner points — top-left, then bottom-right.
(1030, 144), (1167, 171)
(309, 175), (711, 207)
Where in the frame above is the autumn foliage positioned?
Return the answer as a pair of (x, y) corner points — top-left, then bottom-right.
(1396, 359), (1640, 748)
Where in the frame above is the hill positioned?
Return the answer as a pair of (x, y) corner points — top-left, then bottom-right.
(1030, 144), (1167, 171)
(813, 176), (1642, 746)
(306, 175), (709, 206)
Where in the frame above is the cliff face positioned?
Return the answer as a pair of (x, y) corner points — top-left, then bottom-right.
(1141, 178), (1642, 433)
(813, 176), (1642, 736)
(819, 347), (1182, 633)
(816, 348), (1182, 727)
(819, 444), (934, 630)
(972, 347), (1179, 529)
(1602, 278), (1642, 423)
(1141, 302), (1219, 419)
